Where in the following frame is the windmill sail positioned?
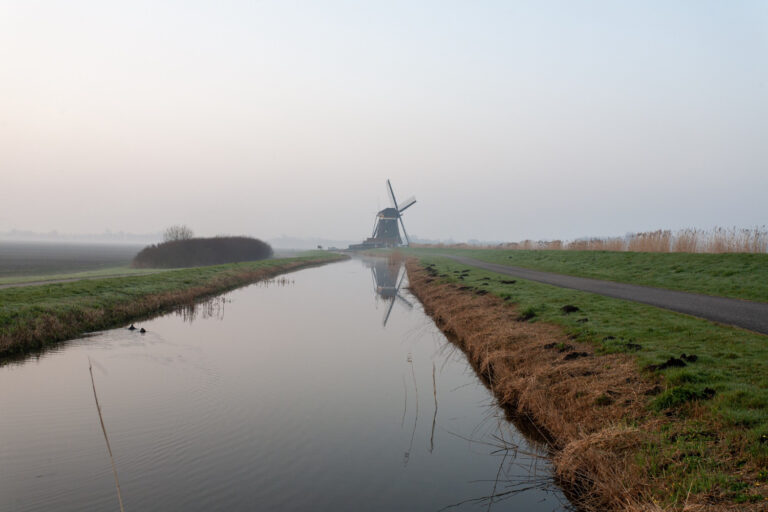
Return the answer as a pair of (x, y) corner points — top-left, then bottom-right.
(386, 179), (399, 209)
(397, 196), (416, 213)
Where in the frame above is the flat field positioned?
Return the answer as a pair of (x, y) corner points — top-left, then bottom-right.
(0, 241), (144, 283)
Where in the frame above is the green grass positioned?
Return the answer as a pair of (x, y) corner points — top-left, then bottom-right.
(0, 252), (345, 359)
(412, 254), (768, 502)
(0, 266), (165, 285)
(407, 248), (768, 302)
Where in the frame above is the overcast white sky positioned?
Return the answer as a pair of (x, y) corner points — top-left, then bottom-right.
(1, 1), (766, 242)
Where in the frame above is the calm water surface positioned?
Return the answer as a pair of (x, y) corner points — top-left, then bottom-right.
(0, 257), (569, 511)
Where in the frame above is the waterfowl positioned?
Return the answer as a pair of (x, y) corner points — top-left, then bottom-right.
(140, 328), (146, 333)
(128, 324), (137, 330)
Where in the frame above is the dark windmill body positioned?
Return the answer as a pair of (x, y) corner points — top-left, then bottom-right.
(349, 180), (416, 250)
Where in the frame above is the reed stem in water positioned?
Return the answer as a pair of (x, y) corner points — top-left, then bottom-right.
(88, 358), (125, 512)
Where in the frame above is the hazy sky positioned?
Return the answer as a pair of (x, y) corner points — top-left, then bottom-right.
(2, 1), (766, 242)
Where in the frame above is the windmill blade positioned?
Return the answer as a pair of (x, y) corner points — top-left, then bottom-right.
(382, 298), (396, 327)
(398, 216), (411, 246)
(371, 265), (380, 290)
(396, 293), (414, 309)
(383, 266), (409, 325)
(393, 264), (410, 302)
(394, 264), (407, 290)
(398, 196), (416, 213)
(386, 179), (399, 209)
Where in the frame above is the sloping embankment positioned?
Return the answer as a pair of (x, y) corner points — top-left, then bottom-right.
(406, 259), (663, 510)
(1, 254), (347, 360)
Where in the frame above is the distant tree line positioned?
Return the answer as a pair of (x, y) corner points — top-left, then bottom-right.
(132, 236), (274, 268)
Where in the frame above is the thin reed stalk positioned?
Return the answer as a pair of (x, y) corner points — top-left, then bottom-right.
(88, 358), (125, 512)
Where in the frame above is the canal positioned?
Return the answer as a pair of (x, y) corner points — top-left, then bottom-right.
(0, 257), (569, 511)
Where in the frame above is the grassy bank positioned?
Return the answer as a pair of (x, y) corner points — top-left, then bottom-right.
(407, 248), (768, 302)
(0, 252), (346, 360)
(407, 254), (768, 510)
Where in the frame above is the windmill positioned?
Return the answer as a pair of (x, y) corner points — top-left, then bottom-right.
(348, 179), (417, 250)
(370, 180), (417, 247)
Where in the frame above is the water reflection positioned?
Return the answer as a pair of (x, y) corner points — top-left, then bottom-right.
(174, 296), (230, 323)
(255, 276), (295, 288)
(0, 257), (570, 512)
(366, 257), (413, 326)
(173, 277), (294, 323)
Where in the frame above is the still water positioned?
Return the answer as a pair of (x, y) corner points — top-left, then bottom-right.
(0, 257), (569, 511)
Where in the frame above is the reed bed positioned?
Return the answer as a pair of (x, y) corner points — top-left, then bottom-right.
(414, 226), (768, 254)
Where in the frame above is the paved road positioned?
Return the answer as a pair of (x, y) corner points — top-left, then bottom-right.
(445, 255), (768, 336)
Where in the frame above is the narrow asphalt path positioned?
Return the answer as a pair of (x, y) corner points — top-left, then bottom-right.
(445, 255), (768, 336)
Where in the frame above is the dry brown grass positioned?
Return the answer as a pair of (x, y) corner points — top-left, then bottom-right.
(416, 226), (768, 254)
(388, 249), (406, 266)
(672, 229), (701, 253)
(406, 260), (767, 511)
(627, 230), (673, 253)
(569, 237), (626, 251)
(704, 227), (768, 254)
(407, 259), (658, 510)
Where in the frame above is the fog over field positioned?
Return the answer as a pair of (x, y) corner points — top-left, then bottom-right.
(1, 1), (766, 242)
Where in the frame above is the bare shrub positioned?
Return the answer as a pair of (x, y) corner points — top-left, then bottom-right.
(163, 224), (194, 242)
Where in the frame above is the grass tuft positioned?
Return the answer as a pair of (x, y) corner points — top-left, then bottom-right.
(652, 386), (716, 410)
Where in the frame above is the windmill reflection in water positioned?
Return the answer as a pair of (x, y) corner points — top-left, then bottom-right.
(367, 258), (414, 326)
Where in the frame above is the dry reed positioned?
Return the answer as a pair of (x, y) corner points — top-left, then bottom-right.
(419, 226), (768, 254)
(627, 230), (672, 253)
(88, 358), (125, 512)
